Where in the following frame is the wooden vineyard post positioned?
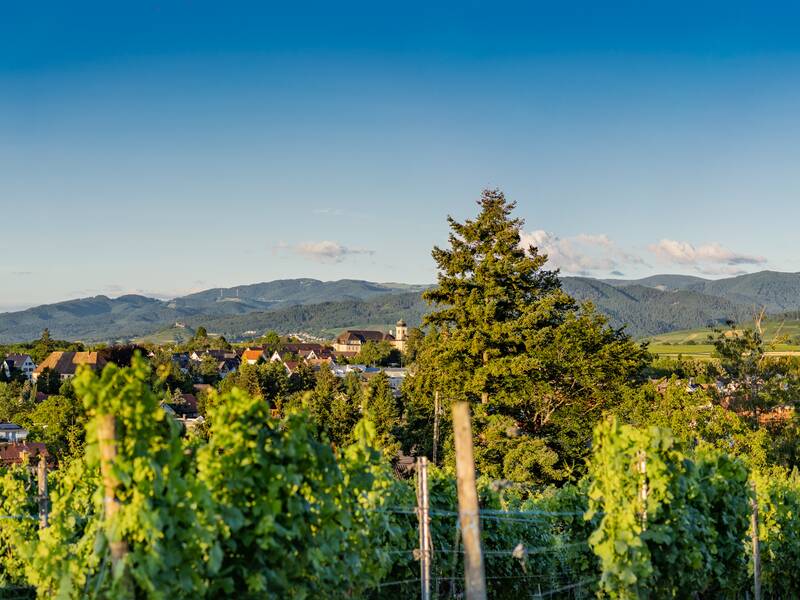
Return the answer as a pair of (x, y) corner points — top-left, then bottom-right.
(452, 402), (486, 600)
(751, 491), (761, 600)
(637, 449), (648, 531)
(37, 453), (48, 529)
(432, 392), (441, 465)
(416, 457), (431, 600)
(97, 415), (129, 567)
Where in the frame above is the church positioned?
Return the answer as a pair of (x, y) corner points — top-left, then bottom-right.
(332, 319), (408, 353)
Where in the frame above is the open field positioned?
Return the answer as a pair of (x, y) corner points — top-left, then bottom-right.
(646, 317), (800, 357)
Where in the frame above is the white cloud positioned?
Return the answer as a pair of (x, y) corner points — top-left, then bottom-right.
(648, 239), (766, 268)
(519, 230), (644, 276)
(287, 240), (375, 263)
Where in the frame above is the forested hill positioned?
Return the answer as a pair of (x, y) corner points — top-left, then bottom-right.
(187, 292), (429, 340)
(2, 271), (799, 343)
(600, 270), (800, 313)
(561, 278), (753, 337)
(0, 280), (430, 343)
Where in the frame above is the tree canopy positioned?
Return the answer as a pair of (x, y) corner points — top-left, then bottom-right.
(407, 189), (649, 482)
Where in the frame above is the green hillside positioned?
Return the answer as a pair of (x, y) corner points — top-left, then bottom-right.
(134, 325), (198, 345)
(561, 277), (751, 338)
(193, 292), (428, 340)
(3, 272), (800, 344)
(0, 279), (432, 343)
(646, 316), (800, 357)
(604, 270), (800, 313)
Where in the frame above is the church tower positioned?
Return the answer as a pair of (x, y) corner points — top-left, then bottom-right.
(394, 319), (408, 352)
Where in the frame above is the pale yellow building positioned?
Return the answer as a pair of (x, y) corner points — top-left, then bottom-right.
(333, 320), (409, 353)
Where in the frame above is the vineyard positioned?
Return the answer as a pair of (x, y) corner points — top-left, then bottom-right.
(0, 358), (798, 599)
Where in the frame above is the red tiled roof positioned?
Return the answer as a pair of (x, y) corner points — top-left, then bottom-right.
(242, 349), (265, 361)
(0, 442), (48, 466)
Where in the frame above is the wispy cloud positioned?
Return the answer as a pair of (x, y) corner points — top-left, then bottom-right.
(519, 230), (645, 276)
(648, 239), (766, 273)
(312, 208), (345, 216)
(275, 240), (375, 263)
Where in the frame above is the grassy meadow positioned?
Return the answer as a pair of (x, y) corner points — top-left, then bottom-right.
(646, 317), (800, 358)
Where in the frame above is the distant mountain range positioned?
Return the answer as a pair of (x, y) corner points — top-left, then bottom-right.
(0, 280), (429, 343)
(1, 271), (799, 343)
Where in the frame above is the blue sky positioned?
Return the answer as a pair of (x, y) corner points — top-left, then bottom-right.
(2, 1), (800, 310)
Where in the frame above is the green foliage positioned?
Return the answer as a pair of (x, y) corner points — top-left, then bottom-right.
(363, 373), (400, 455)
(372, 467), (598, 600)
(409, 189), (648, 482)
(0, 380), (34, 423)
(304, 367), (360, 447)
(21, 394), (87, 459)
(355, 341), (399, 367)
(35, 368), (62, 396)
(710, 322), (799, 423)
(614, 381), (770, 469)
(0, 462), (37, 587)
(218, 361), (292, 409)
(25, 457), (102, 597)
(289, 362), (316, 393)
(403, 327), (424, 362)
(752, 467), (800, 596)
(196, 390), (392, 597)
(36, 356), (220, 599)
(0, 330), (86, 364)
(587, 418), (751, 598)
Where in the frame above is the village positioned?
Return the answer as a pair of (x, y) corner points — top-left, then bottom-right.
(0, 321), (411, 466)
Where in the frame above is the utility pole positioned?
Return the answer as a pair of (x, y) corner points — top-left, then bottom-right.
(416, 457), (431, 600)
(452, 402), (486, 600)
(37, 453), (48, 529)
(432, 392), (441, 465)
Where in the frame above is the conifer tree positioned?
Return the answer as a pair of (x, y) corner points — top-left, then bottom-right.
(307, 367), (338, 433)
(363, 373), (400, 454)
(328, 390), (360, 448)
(412, 188), (649, 482)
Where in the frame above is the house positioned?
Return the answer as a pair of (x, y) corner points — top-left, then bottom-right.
(187, 350), (240, 377)
(165, 393), (199, 419)
(32, 351), (107, 382)
(269, 353), (299, 375)
(332, 320), (408, 353)
(0, 442), (48, 467)
(161, 403), (204, 430)
(242, 348), (266, 365)
(383, 367), (408, 393)
(306, 356), (335, 370)
(218, 358), (240, 377)
(331, 364), (368, 377)
(171, 352), (191, 372)
(0, 423), (28, 443)
(189, 349), (238, 363)
(2, 354), (36, 381)
(282, 343), (333, 359)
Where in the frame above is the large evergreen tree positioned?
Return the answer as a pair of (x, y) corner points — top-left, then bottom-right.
(408, 189), (649, 482)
